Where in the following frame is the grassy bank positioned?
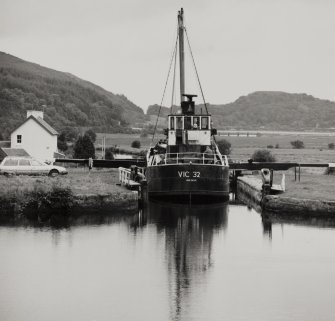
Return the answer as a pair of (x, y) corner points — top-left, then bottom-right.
(0, 169), (137, 224)
(274, 170), (335, 201)
(0, 168), (123, 197)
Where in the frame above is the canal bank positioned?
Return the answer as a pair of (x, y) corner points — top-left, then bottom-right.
(0, 169), (138, 225)
(237, 174), (335, 217)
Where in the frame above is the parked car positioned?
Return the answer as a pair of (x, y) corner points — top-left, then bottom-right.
(0, 156), (68, 177)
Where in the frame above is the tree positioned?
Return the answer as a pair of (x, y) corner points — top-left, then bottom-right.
(57, 140), (68, 152)
(131, 140), (141, 149)
(290, 140), (304, 149)
(252, 149), (276, 162)
(105, 148), (114, 160)
(85, 129), (96, 143)
(57, 132), (68, 152)
(73, 134), (95, 159)
(62, 127), (79, 142)
(217, 139), (231, 155)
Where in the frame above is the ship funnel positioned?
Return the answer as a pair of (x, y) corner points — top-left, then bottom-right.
(181, 94), (197, 115)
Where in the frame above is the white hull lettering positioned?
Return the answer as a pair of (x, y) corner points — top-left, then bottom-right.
(178, 171), (200, 178)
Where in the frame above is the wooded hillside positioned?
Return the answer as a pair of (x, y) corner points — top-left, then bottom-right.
(147, 91), (335, 130)
(0, 52), (146, 138)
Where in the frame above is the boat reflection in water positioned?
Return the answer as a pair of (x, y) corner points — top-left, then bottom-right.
(140, 200), (228, 321)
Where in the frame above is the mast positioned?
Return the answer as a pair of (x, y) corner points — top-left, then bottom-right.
(178, 8), (185, 103)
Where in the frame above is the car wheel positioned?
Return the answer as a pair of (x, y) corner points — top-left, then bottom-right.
(49, 169), (59, 177)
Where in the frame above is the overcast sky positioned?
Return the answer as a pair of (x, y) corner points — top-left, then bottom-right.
(1, 0), (335, 111)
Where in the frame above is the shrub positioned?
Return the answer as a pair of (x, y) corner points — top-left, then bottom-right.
(328, 143), (335, 150)
(275, 144), (280, 149)
(105, 148), (114, 160)
(267, 145), (273, 149)
(217, 139), (231, 155)
(251, 149), (276, 162)
(290, 140), (304, 149)
(73, 134), (95, 159)
(131, 140), (141, 149)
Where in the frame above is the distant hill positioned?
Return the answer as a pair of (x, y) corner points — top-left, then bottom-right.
(147, 92), (335, 130)
(0, 52), (146, 138)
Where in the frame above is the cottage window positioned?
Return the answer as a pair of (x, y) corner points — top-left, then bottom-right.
(17, 135), (22, 144)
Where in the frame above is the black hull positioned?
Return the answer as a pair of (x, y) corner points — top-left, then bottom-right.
(146, 164), (229, 201)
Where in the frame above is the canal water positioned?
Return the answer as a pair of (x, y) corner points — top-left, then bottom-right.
(1, 201), (335, 321)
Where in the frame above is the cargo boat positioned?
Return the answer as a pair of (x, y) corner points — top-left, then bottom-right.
(146, 8), (229, 201)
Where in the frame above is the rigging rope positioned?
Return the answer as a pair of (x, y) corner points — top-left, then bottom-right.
(184, 27), (210, 116)
(151, 32), (179, 144)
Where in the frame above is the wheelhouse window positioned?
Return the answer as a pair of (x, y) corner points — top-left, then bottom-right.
(3, 159), (18, 166)
(17, 135), (22, 144)
(170, 117), (175, 130)
(184, 117), (192, 130)
(19, 159), (30, 166)
(201, 117), (209, 129)
(193, 117), (200, 129)
(176, 117), (183, 129)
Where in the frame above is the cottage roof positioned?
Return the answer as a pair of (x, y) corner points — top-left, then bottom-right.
(11, 116), (59, 136)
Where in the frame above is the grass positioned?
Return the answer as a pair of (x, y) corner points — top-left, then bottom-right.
(225, 133), (335, 201)
(271, 170), (335, 201)
(224, 134), (335, 163)
(0, 168), (124, 200)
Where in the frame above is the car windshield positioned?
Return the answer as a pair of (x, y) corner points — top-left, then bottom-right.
(31, 160), (43, 166)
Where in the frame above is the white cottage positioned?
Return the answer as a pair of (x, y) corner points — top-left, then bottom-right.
(11, 111), (58, 162)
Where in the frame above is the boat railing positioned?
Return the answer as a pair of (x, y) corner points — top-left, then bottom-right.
(149, 152), (229, 166)
(119, 167), (131, 185)
(119, 166), (145, 186)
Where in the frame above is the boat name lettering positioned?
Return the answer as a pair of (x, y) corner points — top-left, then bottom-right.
(178, 171), (200, 178)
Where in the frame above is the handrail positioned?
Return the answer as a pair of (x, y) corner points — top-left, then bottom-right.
(148, 152), (229, 166)
(119, 166), (145, 185)
(119, 167), (131, 185)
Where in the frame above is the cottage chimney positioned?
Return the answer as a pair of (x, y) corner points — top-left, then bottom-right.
(27, 110), (44, 119)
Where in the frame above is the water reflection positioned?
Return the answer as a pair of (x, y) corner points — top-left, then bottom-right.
(143, 200), (228, 321)
(262, 212), (335, 231)
(2, 201), (335, 321)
